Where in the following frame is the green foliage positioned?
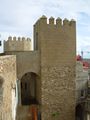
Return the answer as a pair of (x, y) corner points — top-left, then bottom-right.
(52, 112), (60, 117)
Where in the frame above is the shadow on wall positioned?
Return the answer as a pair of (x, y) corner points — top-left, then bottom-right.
(0, 76), (4, 119)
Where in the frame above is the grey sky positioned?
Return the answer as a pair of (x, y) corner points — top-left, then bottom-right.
(0, 0), (90, 57)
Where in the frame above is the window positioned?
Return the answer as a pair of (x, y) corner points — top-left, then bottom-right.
(88, 88), (90, 94)
(34, 32), (38, 50)
(81, 90), (85, 98)
(0, 41), (1, 46)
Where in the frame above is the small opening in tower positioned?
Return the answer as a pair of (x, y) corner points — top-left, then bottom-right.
(36, 32), (38, 50)
(0, 41), (1, 46)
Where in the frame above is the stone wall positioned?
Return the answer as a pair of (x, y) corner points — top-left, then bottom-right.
(5, 51), (41, 106)
(5, 51), (40, 79)
(0, 55), (16, 120)
(34, 16), (76, 120)
(41, 65), (75, 120)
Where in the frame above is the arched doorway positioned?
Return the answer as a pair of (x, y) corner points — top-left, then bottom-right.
(21, 72), (39, 105)
(75, 104), (84, 120)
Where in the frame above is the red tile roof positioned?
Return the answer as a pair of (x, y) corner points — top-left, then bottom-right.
(76, 55), (90, 69)
(76, 55), (82, 61)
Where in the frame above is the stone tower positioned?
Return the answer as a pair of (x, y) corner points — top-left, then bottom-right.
(34, 16), (76, 120)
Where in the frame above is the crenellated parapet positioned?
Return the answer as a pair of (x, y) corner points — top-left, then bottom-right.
(7, 36), (31, 41)
(34, 15), (76, 51)
(35, 15), (76, 27)
(4, 36), (31, 51)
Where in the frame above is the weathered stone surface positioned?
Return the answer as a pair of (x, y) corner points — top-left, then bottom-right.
(0, 55), (16, 120)
(41, 65), (75, 120)
(34, 16), (76, 120)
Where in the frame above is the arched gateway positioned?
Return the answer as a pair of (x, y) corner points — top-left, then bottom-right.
(21, 72), (39, 105)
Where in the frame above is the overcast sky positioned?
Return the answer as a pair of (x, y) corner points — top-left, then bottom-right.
(0, 0), (90, 57)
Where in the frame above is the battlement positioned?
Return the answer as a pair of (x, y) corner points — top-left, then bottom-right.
(4, 36), (32, 51)
(7, 36), (31, 41)
(35, 15), (76, 27)
(34, 15), (76, 64)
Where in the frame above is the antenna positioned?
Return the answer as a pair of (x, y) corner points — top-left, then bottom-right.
(0, 34), (1, 46)
(81, 51), (83, 60)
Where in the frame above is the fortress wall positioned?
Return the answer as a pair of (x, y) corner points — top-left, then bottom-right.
(34, 16), (76, 120)
(41, 65), (76, 120)
(5, 51), (41, 105)
(0, 55), (16, 120)
(2, 15), (76, 120)
(4, 51), (40, 79)
(34, 16), (76, 64)
(4, 36), (31, 51)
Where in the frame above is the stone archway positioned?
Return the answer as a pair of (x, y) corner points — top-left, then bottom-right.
(75, 104), (84, 120)
(21, 72), (39, 105)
